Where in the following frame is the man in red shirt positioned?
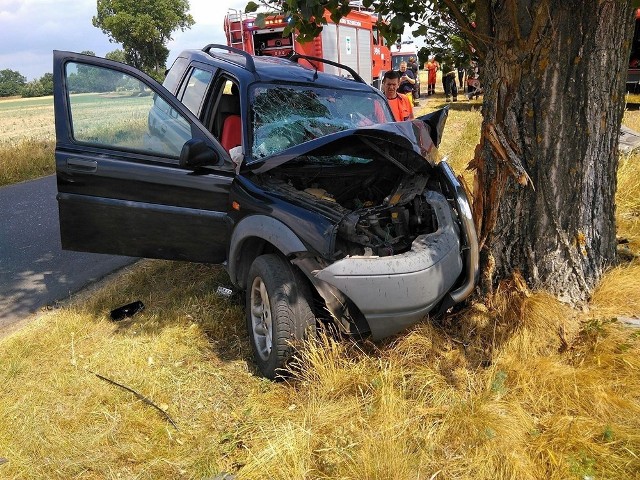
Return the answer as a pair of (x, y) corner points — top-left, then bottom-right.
(381, 70), (414, 122)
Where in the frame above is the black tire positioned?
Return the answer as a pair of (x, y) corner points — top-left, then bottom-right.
(245, 254), (316, 379)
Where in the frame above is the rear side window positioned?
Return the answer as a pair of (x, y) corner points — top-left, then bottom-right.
(163, 57), (188, 94)
(179, 67), (214, 116)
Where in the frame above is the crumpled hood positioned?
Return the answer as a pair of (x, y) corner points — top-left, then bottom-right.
(246, 108), (448, 175)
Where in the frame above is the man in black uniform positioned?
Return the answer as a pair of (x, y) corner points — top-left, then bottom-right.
(408, 56), (420, 105)
(397, 61), (417, 106)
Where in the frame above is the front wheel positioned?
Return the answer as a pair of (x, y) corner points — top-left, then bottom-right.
(246, 254), (315, 379)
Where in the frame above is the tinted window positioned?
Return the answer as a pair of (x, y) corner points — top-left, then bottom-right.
(180, 67), (214, 115)
(163, 57), (189, 94)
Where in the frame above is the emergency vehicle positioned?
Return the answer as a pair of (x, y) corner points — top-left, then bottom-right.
(223, 5), (391, 87)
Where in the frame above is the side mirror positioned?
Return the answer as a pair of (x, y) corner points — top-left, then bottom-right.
(179, 139), (218, 168)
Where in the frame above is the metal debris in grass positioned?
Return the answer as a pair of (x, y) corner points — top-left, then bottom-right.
(90, 370), (178, 430)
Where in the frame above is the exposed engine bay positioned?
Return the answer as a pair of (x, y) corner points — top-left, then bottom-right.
(256, 156), (445, 259)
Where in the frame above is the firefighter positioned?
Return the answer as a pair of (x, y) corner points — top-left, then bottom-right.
(440, 54), (458, 102)
(408, 56), (420, 105)
(424, 56), (439, 95)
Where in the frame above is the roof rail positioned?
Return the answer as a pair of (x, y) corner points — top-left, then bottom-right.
(202, 44), (256, 74)
(289, 54), (365, 84)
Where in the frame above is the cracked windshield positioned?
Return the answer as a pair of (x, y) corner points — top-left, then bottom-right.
(250, 84), (392, 159)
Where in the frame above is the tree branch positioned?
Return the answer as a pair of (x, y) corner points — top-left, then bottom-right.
(440, 0), (471, 33)
(466, 0), (492, 59)
(440, 0), (491, 59)
(91, 371), (179, 430)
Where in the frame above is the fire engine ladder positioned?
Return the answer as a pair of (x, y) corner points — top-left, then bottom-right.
(225, 8), (246, 49)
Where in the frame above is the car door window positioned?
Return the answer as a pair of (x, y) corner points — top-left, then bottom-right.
(163, 56), (188, 92)
(179, 67), (214, 116)
(65, 61), (191, 158)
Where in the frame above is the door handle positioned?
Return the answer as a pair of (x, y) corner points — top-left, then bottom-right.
(67, 158), (97, 172)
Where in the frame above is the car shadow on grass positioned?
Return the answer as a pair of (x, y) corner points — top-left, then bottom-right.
(91, 261), (254, 368)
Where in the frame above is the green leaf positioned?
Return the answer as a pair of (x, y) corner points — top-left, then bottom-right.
(245, 1), (260, 13)
(255, 12), (266, 28)
(412, 25), (428, 37)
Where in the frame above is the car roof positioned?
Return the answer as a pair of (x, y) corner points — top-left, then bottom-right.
(178, 47), (377, 92)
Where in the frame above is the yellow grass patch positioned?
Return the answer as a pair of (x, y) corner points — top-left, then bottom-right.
(0, 139), (55, 186)
(590, 264), (640, 318)
(0, 96), (56, 185)
(238, 288), (640, 479)
(616, 150), (640, 254)
(0, 91), (639, 480)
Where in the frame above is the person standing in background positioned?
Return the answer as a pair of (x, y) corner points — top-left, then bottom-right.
(408, 56), (420, 106)
(440, 54), (458, 102)
(397, 61), (416, 106)
(424, 56), (439, 95)
(457, 64), (466, 90)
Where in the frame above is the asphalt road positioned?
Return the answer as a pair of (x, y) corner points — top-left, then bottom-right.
(0, 175), (136, 330)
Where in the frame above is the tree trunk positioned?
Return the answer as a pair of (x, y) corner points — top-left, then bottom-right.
(472, 0), (635, 303)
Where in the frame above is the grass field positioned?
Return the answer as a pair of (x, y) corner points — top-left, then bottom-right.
(0, 96), (55, 186)
(0, 95), (55, 144)
(0, 90), (639, 479)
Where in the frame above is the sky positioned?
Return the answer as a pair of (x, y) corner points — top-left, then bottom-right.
(0, 0), (248, 81)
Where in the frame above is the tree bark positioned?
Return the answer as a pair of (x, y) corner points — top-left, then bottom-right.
(471, 0), (634, 303)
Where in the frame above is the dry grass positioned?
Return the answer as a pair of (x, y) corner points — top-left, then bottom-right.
(0, 96), (55, 185)
(0, 139), (55, 186)
(2, 260), (637, 479)
(616, 150), (640, 254)
(1, 92), (639, 480)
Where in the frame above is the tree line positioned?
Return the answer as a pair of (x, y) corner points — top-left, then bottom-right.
(0, 49), (135, 99)
(0, 69), (53, 98)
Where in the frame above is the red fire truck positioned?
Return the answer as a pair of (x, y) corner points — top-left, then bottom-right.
(224, 7), (391, 87)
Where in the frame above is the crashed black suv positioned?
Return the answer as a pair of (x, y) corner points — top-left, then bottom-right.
(53, 45), (478, 378)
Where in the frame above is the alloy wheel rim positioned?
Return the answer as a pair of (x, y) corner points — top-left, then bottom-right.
(250, 276), (272, 361)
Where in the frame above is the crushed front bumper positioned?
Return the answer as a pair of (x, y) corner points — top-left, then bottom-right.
(313, 161), (479, 340)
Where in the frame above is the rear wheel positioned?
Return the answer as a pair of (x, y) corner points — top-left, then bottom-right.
(246, 254), (315, 379)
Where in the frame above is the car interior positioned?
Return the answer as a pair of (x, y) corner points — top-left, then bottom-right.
(212, 79), (241, 153)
